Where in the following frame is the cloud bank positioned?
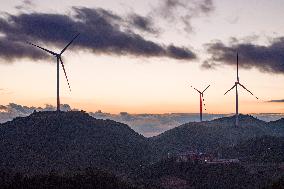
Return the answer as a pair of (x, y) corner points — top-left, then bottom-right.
(203, 38), (284, 74)
(0, 103), (72, 131)
(0, 7), (196, 62)
(0, 103), (72, 114)
(1, 103), (283, 137)
(0, 103), (223, 136)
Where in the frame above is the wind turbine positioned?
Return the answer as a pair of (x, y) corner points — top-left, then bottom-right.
(190, 84), (210, 122)
(224, 52), (258, 127)
(27, 33), (80, 111)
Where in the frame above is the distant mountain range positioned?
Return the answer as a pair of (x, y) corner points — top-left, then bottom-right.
(1, 103), (284, 137)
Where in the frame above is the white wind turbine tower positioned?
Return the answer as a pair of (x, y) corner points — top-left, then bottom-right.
(27, 33), (80, 111)
(190, 84), (210, 122)
(224, 52), (258, 127)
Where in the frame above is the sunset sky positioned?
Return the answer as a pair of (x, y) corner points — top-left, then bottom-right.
(0, 0), (284, 114)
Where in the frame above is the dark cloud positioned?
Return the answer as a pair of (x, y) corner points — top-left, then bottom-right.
(23, 0), (33, 6)
(128, 14), (157, 34)
(0, 7), (196, 62)
(203, 37), (284, 73)
(199, 0), (214, 13)
(267, 99), (284, 103)
(167, 45), (196, 59)
(153, 0), (214, 33)
(0, 37), (48, 61)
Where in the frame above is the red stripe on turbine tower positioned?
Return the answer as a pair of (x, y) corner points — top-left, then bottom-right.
(190, 84), (210, 122)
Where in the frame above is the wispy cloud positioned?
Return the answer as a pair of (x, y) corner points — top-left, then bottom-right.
(15, 0), (35, 10)
(151, 0), (214, 33)
(0, 89), (13, 95)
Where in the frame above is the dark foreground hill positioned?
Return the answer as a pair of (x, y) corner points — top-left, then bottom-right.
(264, 176), (284, 189)
(1, 112), (283, 174)
(0, 111), (152, 174)
(268, 118), (284, 134)
(150, 114), (284, 157)
(0, 168), (139, 189)
(133, 158), (260, 189)
(220, 136), (284, 162)
(0, 112), (283, 189)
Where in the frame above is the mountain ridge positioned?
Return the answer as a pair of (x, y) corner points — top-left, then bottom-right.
(0, 111), (283, 175)
(150, 114), (283, 157)
(0, 111), (152, 174)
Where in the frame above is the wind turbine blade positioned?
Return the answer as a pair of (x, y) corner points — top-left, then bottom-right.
(202, 85), (210, 93)
(224, 84), (236, 95)
(60, 33), (80, 55)
(238, 83), (258, 99)
(59, 57), (71, 92)
(190, 85), (201, 93)
(26, 42), (57, 56)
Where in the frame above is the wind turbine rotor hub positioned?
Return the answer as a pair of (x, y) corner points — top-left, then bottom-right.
(26, 33), (80, 111)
